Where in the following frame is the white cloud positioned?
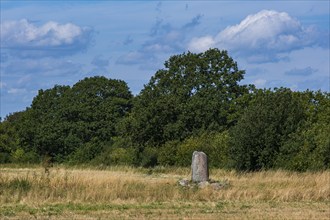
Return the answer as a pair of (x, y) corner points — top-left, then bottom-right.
(188, 10), (326, 62)
(216, 10), (301, 51)
(0, 19), (93, 57)
(188, 36), (215, 52)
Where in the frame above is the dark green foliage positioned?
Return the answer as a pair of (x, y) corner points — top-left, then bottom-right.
(158, 140), (180, 166)
(0, 119), (19, 163)
(0, 50), (329, 171)
(175, 131), (230, 168)
(125, 49), (249, 148)
(19, 85), (72, 161)
(229, 88), (306, 171)
(90, 136), (138, 166)
(91, 146), (137, 166)
(3, 76), (133, 163)
(0, 111), (39, 163)
(68, 139), (107, 164)
(11, 148), (39, 164)
(140, 147), (159, 167)
(63, 77), (132, 143)
(276, 91), (330, 171)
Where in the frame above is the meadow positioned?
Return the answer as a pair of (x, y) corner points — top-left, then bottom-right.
(0, 165), (329, 219)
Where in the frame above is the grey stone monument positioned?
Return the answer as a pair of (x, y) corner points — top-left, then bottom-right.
(191, 151), (209, 182)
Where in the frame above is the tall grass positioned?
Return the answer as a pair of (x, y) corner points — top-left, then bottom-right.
(1, 166), (329, 204)
(0, 166), (329, 219)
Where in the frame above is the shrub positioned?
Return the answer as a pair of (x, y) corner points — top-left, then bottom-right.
(175, 131), (230, 168)
(140, 147), (158, 167)
(158, 141), (180, 166)
(11, 148), (39, 164)
(0, 152), (11, 163)
(277, 119), (330, 171)
(229, 88), (305, 171)
(69, 139), (106, 164)
(109, 147), (137, 165)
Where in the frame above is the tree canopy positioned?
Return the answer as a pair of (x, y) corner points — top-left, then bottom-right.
(0, 49), (329, 171)
(123, 49), (250, 149)
(229, 88), (306, 171)
(6, 76), (133, 163)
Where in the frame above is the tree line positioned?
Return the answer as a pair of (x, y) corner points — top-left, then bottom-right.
(1, 49), (329, 171)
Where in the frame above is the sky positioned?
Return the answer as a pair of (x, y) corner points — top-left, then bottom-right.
(1, 1), (329, 119)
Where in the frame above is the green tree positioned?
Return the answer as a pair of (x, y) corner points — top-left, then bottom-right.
(124, 49), (249, 151)
(0, 112), (22, 163)
(0, 111), (40, 163)
(19, 76), (133, 163)
(277, 91), (330, 171)
(19, 85), (71, 161)
(229, 88), (306, 171)
(63, 76), (133, 143)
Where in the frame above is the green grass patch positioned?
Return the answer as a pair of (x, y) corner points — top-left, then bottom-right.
(0, 201), (228, 217)
(0, 176), (32, 193)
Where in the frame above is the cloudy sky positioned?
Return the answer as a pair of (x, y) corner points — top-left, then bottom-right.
(1, 1), (329, 119)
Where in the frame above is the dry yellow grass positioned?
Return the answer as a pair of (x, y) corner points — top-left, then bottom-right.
(0, 166), (329, 219)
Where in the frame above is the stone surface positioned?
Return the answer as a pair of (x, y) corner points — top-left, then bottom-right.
(178, 179), (189, 187)
(197, 181), (210, 188)
(177, 178), (228, 190)
(210, 182), (223, 190)
(191, 151), (209, 182)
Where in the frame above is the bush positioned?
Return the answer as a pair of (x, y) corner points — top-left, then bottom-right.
(277, 118), (330, 171)
(208, 131), (231, 168)
(0, 152), (11, 163)
(109, 147), (137, 165)
(11, 148), (39, 164)
(140, 147), (158, 167)
(158, 141), (180, 166)
(175, 131), (230, 168)
(69, 139), (106, 164)
(90, 136), (139, 166)
(229, 88), (305, 171)
(175, 136), (200, 167)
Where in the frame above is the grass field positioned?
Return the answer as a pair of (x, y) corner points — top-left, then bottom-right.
(0, 165), (329, 219)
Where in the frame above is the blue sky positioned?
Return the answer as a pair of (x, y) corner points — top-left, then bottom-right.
(1, 1), (329, 119)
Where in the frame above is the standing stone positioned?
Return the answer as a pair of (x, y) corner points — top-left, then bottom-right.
(191, 151), (209, 182)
